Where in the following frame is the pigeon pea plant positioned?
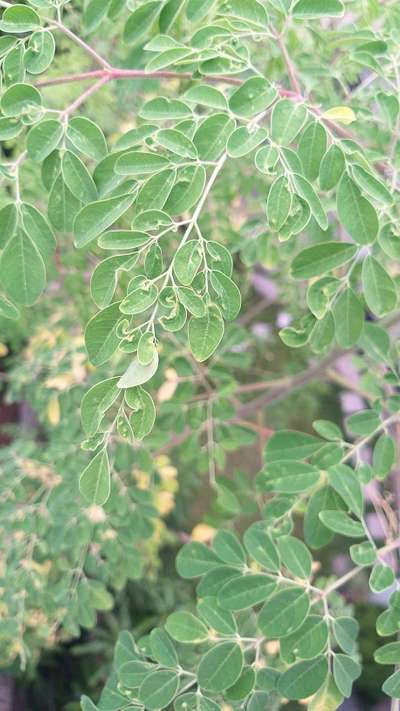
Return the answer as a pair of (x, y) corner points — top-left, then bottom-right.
(1, 0), (400, 707)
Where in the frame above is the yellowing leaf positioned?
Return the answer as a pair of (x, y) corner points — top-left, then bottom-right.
(322, 106), (356, 125)
(47, 395), (60, 425)
(191, 524), (217, 542)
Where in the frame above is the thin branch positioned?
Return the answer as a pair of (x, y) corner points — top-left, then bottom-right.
(236, 349), (342, 418)
(273, 30), (302, 95)
(48, 19), (112, 69)
(61, 75), (110, 117)
(36, 67), (243, 89)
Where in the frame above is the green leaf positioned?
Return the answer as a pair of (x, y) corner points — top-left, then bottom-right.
(197, 642), (243, 693)
(298, 121), (327, 181)
(280, 615), (328, 662)
(378, 223), (400, 259)
(258, 460), (320, 494)
(139, 669), (179, 710)
(165, 165), (206, 214)
(74, 194), (134, 248)
(79, 448), (110, 506)
(85, 302), (122, 366)
(369, 563), (395, 593)
(373, 434), (396, 479)
(383, 669), (400, 699)
(197, 566), (242, 597)
(116, 124), (157, 151)
(293, 0), (344, 18)
(48, 174), (81, 232)
(277, 536), (312, 579)
(197, 596), (237, 635)
(318, 510), (365, 538)
(0, 5), (41, 33)
(229, 77), (277, 118)
(258, 587), (310, 638)
(333, 617), (359, 654)
(116, 151), (170, 176)
(358, 322), (392, 365)
(210, 270), (241, 321)
(98, 230), (149, 250)
(91, 255), (136, 309)
(333, 654), (361, 698)
(174, 240), (202, 285)
(278, 656), (328, 700)
(139, 97), (192, 121)
(218, 574), (276, 611)
(219, 0), (268, 28)
(265, 430), (322, 461)
(279, 326), (310, 348)
(226, 666), (255, 700)
(291, 242), (357, 279)
(25, 30), (55, 74)
(124, 2), (162, 44)
(319, 144), (345, 191)
(292, 174), (328, 230)
(62, 150), (98, 204)
(346, 409), (380, 435)
(20, 203), (56, 260)
(67, 117), (107, 161)
(333, 287), (364, 347)
(350, 541), (376, 567)
(0, 117), (22, 141)
(27, 119), (63, 161)
(305, 486), (345, 549)
(266, 176), (292, 231)
(313, 420), (342, 441)
(117, 354), (159, 389)
(81, 377), (120, 436)
(83, 0), (111, 32)
(0, 294), (19, 320)
(126, 386), (156, 439)
(375, 642), (400, 665)
(156, 128), (197, 159)
(1, 82), (42, 117)
(226, 126), (267, 158)
(165, 611), (209, 643)
(246, 691), (272, 710)
(352, 164), (392, 205)
(271, 100), (308, 144)
(188, 306), (224, 362)
(327, 464), (363, 517)
(177, 287), (205, 317)
(176, 542), (221, 578)
(308, 675), (344, 711)
(149, 628), (178, 668)
(120, 283), (158, 314)
(362, 255), (397, 316)
(213, 529), (245, 565)
(0, 229), (45, 306)
(337, 174), (378, 245)
(80, 696), (98, 711)
(243, 523), (280, 572)
(184, 85), (227, 110)
(174, 693), (218, 711)
(146, 47), (194, 72)
(193, 113), (235, 161)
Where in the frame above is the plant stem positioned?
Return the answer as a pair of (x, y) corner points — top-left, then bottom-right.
(48, 19), (112, 69)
